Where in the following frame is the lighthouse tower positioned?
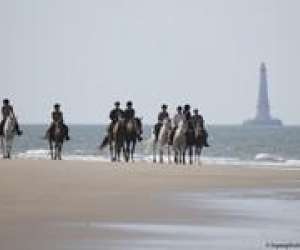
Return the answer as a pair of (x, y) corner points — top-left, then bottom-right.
(243, 63), (282, 126)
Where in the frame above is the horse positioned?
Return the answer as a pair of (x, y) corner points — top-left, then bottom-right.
(172, 120), (188, 164)
(0, 113), (17, 159)
(153, 118), (172, 163)
(48, 121), (67, 160)
(185, 122), (195, 165)
(124, 117), (143, 162)
(193, 122), (206, 164)
(109, 119), (126, 162)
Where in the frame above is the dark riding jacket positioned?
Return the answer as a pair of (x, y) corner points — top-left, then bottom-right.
(183, 110), (192, 121)
(124, 108), (135, 121)
(192, 114), (204, 128)
(109, 108), (124, 122)
(158, 111), (169, 123)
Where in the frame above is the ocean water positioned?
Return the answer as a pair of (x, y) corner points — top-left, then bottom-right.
(7, 125), (300, 166)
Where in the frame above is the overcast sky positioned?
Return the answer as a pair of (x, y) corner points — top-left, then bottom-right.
(0, 0), (299, 124)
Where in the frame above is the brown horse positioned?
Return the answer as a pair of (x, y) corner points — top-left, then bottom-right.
(109, 119), (126, 162)
(193, 122), (206, 164)
(48, 121), (67, 160)
(124, 117), (143, 162)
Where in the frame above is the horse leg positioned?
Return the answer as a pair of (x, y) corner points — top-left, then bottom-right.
(124, 141), (129, 162)
(189, 146), (193, 165)
(49, 141), (54, 160)
(182, 149), (186, 165)
(131, 141), (136, 162)
(58, 144), (62, 160)
(198, 146), (203, 165)
(115, 147), (119, 162)
(153, 142), (157, 163)
(2, 138), (8, 159)
(167, 145), (170, 164)
(54, 145), (57, 160)
(109, 143), (115, 162)
(0, 138), (3, 158)
(127, 141), (130, 162)
(159, 145), (163, 164)
(174, 150), (178, 164)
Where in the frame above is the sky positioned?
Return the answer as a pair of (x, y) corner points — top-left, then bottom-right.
(0, 0), (299, 125)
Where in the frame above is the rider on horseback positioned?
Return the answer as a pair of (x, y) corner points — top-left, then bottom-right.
(0, 99), (23, 136)
(109, 101), (124, 133)
(45, 103), (70, 140)
(192, 109), (209, 147)
(154, 104), (169, 141)
(123, 101), (135, 122)
(100, 101), (124, 149)
(183, 104), (192, 122)
(123, 101), (142, 141)
(169, 106), (184, 144)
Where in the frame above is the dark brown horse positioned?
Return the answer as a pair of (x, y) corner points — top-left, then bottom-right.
(124, 117), (143, 162)
(193, 122), (206, 164)
(48, 121), (67, 160)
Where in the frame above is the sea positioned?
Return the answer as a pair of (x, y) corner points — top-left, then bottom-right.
(8, 124), (300, 167)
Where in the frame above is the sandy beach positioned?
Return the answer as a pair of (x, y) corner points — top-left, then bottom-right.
(0, 160), (300, 250)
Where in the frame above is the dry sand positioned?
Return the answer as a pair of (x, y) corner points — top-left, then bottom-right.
(0, 160), (300, 250)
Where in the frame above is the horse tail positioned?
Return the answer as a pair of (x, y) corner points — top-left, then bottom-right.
(100, 135), (109, 150)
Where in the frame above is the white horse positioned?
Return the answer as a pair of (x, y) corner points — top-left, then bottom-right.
(153, 118), (172, 163)
(172, 120), (187, 164)
(1, 113), (17, 159)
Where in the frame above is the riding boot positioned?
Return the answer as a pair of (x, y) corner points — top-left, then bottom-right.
(15, 122), (23, 136)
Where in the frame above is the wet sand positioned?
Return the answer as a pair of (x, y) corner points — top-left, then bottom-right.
(0, 160), (300, 250)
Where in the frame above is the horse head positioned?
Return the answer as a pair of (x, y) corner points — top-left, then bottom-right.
(176, 120), (187, 136)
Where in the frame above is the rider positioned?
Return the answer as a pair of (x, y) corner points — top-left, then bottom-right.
(183, 104), (192, 121)
(45, 103), (70, 140)
(169, 106), (184, 144)
(123, 101), (142, 141)
(100, 101), (124, 149)
(109, 101), (124, 131)
(0, 99), (22, 136)
(154, 104), (169, 141)
(123, 101), (135, 122)
(192, 108), (209, 147)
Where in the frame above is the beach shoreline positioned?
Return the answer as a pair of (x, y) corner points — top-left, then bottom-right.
(1, 160), (300, 249)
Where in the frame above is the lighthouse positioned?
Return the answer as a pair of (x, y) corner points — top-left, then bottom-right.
(243, 63), (283, 126)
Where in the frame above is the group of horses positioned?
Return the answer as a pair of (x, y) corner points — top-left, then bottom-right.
(0, 112), (67, 160)
(1, 113), (206, 163)
(100, 117), (143, 162)
(153, 118), (206, 165)
(102, 117), (206, 165)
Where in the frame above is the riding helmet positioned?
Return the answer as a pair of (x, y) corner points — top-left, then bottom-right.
(126, 101), (132, 107)
(3, 99), (9, 104)
(54, 103), (60, 108)
(114, 101), (120, 106)
(177, 106), (182, 111)
(161, 104), (167, 109)
(184, 104), (190, 110)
